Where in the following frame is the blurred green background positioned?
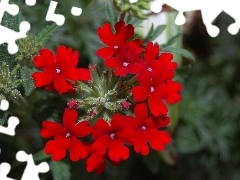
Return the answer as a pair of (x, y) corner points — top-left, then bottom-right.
(0, 0), (240, 179)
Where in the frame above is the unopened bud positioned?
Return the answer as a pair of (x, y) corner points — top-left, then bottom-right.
(67, 99), (79, 109)
(121, 100), (131, 110)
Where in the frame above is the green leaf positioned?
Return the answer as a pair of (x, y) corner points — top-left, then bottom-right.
(144, 23), (154, 41)
(149, 25), (166, 41)
(161, 46), (195, 62)
(36, 24), (58, 45)
(50, 161), (71, 180)
(162, 33), (182, 48)
(105, 0), (116, 25)
(20, 66), (35, 96)
(33, 149), (50, 161)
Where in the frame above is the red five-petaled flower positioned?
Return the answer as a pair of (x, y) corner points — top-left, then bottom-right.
(40, 108), (92, 162)
(125, 103), (171, 155)
(91, 114), (134, 164)
(96, 21), (143, 77)
(32, 45), (91, 94)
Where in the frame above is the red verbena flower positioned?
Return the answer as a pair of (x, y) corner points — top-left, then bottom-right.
(140, 42), (177, 83)
(96, 21), (143, 76)
(91, 114), (134, 163)
(132, 72), (182, 116)
(32, 45), (91, 94)
(126, 103), (171, 155)
(40, 108), (92, 161)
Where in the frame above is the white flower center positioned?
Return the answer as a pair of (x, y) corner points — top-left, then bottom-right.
(114, 46), (118, 49)
(66, 133), (70, 138)
(142, 126), (146, 131)
(56, 68), (61, 73)
(110, 133), (115, 140)
(123, 62), (129, 67)
(150, 86), (154, 92)
(148, 67), (152, 72)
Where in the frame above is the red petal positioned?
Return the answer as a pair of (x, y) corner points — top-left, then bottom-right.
(92, 119), (111, 139)
(127, 63), (143, 74)
(128, 39), (143, 54)
(61, 67), (90, 81)
(114, 21), (134, 45)
(66, 50), (79, 67)
(34, 49), (56, 69)
(105, 57), (121, 68)
(53, 74), (69, 94)
(40, 121), (65, 138)
(108, 140), (129, 162)
(92, 136), (110, 157)
(148, 94), (168, 116)
(114, 66), (128, 77)
(111, 114), (125, 132)
(72, 121), (92, 137)
(68, 137), (87, 161)
(144, 42), (159, 65)
(134, 103), (148, 122)
(44, 137), (68, 161)
(134, 130), (149, 155)
(132, 86), (149, 102)
(86, 154), (105, 174)
(32, 70), (55, 87)
(97, 23), (114, 46)
(148, 130), (171, 151)
(164, 81), (182, 104)
(137, 70), (151, 87)
(96, 47), (115, 59)
(63, 108), (78, 132)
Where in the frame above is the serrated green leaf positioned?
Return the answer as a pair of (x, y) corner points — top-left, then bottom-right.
(162, 33), (182, 48)
(105, 0), (116, 25)
(36, 24), (58, 45)
(20, 66), (35, 96)
(50, 161), (71, 180)
(161, 46), (195, 62)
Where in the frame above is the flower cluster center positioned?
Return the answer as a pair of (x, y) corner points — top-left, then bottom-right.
(150, 86), (154, 92)
(66, 132), (71, 138)
(110, 133), (115, 140)
(123, 62), (129, 67)
(56, 68), (61, 73)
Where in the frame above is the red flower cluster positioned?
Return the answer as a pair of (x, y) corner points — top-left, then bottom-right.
(32, 45), (91, 94)
(37, 20), (182, 175)
(96, 21), (143, 77)
(132, 42), (182, 116)
(40, 106), (170, 174)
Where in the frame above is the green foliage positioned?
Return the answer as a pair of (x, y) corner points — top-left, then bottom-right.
(161, 46), (196, 62)
(20, 66), (35, 96)
(113, 0), (151, 19)
(143, 24), (166, 42)
(50, 161), (71, 180)
(0, 62), (22, 99)
(105, 0), (118, 26)
(36, 24), (59, 46)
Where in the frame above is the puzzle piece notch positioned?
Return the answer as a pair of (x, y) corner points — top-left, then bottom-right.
(0, 0), (19, 23)
(71, 7), (82, 16)
(0, 21), (31, 54)
(0, 100), (9, 111)
(0, 116), (19, 136)
(16, 151), (49, 180)
(150, 0), (240, 37)
(0, 162), (16, 180)
(25, 0), (36, 6)
(46, 1), (65, 26)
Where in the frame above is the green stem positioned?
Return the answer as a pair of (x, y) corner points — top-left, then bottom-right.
(119, 11), (126, 21)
